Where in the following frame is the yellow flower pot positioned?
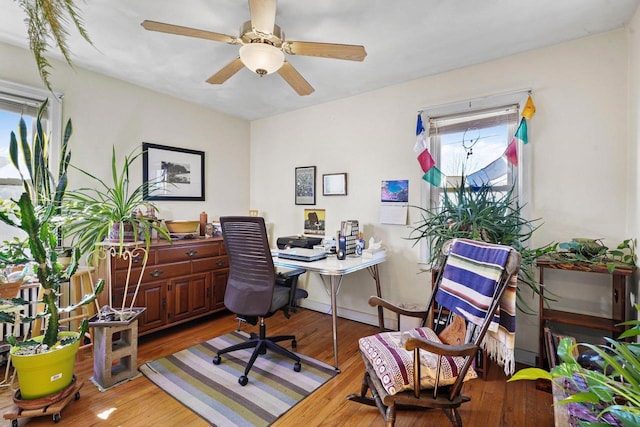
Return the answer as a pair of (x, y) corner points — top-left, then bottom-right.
(10, 332), (80, 400)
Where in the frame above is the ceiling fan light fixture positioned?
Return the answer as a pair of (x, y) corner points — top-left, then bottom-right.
(239, 43), (284, 76)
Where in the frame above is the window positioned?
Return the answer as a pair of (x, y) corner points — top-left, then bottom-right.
(429, 105), (519, 200)
(418, 91), (531, 262)
(0, 79), (63, 241)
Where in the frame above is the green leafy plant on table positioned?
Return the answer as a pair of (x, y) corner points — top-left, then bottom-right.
(407, 176), (555, 311)
(63, 146), (171, 263)
(549, 238), (637, 274)
(62, 146), (171, 322)
(509, 306), (640, 426)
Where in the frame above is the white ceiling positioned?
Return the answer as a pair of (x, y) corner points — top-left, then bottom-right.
(0, 0), (638, 121)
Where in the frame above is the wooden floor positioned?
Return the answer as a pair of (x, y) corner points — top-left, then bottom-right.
(0, 309), (554, 426)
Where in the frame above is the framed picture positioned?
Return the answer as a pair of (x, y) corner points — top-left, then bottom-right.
(142, 142), (205, 201)
(295, 166), (316, 205)
(323, 173), (347, 196)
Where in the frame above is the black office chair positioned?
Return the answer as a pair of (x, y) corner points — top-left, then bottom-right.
(213, 216), (308, 386)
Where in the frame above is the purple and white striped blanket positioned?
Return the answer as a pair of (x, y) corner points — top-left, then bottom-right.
(436, 238), (517, 375)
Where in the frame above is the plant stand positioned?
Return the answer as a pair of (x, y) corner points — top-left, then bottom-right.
(3, 379), (83, 425)
(90, 309), (144, 390)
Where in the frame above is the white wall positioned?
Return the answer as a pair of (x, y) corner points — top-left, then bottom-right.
(629, 7), (640, 314)
(0, 41), (251, 222)
(251, 29), (632, 361)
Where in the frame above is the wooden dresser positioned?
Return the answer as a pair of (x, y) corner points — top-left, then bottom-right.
(97, 237), (229, 336)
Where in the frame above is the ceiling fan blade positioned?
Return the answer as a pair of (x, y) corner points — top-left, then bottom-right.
(283, 41), (366, 61)
(278, 61), (314, 96)
(249, 0), (277, 34)
(206, 58), (245, 84)
(141, 20), (240, 45)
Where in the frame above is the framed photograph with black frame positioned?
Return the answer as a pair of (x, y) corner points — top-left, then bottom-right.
(142, 142), (205, 201)
(323, 173), (347, 196)
(295, 166), (316, 205)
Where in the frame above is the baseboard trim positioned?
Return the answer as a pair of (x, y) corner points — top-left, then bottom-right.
(299, 300), (537, 367)
(298, 300), (399, 330)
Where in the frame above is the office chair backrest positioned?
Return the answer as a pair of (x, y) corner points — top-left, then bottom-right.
(220, 216), (276, 316)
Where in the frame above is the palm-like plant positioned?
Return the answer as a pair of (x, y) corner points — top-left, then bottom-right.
(63, 146), (171, 263)
(408, 177), (555, 310)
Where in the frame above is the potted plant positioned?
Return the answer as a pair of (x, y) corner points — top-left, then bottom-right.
(0, 238), (31, 299)
(63, 146), (171, 322)
(64, 146), (170, 259)
(509, 308), (640, 426)
(408, 176), (555, 311)
(544, 237), (637, 274)
(0, 101), (103, 400)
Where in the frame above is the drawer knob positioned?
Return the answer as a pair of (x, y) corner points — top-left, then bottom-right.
(131, 256), (143, 263)
(150, 269), (164, 277)
(216, 260), (225, 267)
(186, 250), (198, 257)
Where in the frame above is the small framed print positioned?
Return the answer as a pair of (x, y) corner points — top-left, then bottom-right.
(323, 173), (347, 196)
(295, 166), (316, 205)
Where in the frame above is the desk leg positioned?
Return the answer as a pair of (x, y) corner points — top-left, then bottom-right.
(330, 275), (340, 372)
(367, 264), (384, 330)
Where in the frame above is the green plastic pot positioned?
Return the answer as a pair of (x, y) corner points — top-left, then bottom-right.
(10, 331), (80, 400)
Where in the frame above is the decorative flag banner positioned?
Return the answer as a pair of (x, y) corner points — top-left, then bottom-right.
(414, 113), (445, 186)
(467, 157), (508, 187)
(504, 139), (518, 166)
(418, 149), (445, 186)
(413, 113), (427, 153)
(417, 148), (435, 172)
(522, 95), (536, 120)
(514, 118), (528, 144)
(423, 167), (444, 187)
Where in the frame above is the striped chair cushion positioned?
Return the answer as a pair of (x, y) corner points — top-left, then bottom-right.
(359, 327), (477, 396)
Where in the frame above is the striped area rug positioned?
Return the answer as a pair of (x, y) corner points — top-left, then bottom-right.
(139, 330), (338, 426)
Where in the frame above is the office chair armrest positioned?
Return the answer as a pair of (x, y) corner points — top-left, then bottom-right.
(278, 267), (307, 279)
(404, 337), (478, 358)
(368, 296), (428, 319)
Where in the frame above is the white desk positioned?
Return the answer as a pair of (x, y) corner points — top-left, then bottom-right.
(273, 252), (386, 371)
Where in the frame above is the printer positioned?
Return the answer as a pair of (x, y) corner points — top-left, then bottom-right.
(276, 235), (323, 250)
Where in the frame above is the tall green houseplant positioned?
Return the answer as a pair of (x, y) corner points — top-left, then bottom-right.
(0, 100), (103, 349)
(408, 177), (553, 309)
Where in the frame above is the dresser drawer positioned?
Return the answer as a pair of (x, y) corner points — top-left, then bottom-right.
(112, 249), (157, 270)
(113, 261), (191, 289)
(156, 243), (219, 264)
(192, 256), (228, 273)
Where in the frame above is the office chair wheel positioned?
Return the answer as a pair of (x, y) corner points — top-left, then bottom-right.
(212, 355), (221, 365)
(294, 362), (301, 372)
(292, 339), (297, 348)
(238, 375), (249, 386)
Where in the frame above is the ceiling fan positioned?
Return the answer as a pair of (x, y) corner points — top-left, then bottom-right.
(141, 0), (367, 96)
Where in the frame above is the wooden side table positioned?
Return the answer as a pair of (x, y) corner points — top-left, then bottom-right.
(536, 257), (635, 369)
